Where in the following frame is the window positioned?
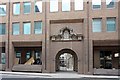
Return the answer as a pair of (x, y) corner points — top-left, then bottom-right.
(16, 52), (21, 64)
(23, 22), (31, 34)
(34, 21), (42, 34)
(92, 18), (102, 32)
(35, 51), (40, 59)
(74, 0), (83, 10)
(12, 23), (20, 35)
(107, 17), (116, 32)
(0, 23), (5, 35)
(33, 51), (42, 65)
(1, 53), (5, 64)
(100, 51), (112, 69)
(50, 0), (58, 12)
(26, 52), (31, 61)
(92, 0), (101, 9)
(13, 3), (20, 15)
(35, 1), (42, 13)
(106, 0), (115, 8)
(0, 4), (6, 16)
(16, 52), (21, 58)
(62, 0), (70, 11)
(24, 2), (31, 14)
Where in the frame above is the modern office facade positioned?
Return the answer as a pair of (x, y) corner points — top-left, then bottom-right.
(0, 0), (120, 75)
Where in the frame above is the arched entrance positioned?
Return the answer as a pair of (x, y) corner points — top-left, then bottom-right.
(55, 49), (78, 72)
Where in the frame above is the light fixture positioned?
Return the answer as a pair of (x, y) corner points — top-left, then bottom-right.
(114, 53), (119, 58)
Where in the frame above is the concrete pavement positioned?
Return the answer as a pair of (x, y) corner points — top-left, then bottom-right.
(0, 71), (120, 79)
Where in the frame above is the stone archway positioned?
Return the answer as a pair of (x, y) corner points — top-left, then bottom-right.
(55, 49), (78, 72)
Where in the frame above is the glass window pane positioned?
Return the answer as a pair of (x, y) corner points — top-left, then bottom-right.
(1, 53), (5, 64)
(12, 23), (20, 35)
(26, 52), (31, 60)
(92, 0), (101, 9)
(13, 3), (20, 15)
(35, 51), (40, 59)
(16, 52), (21, 58)
(107, 18), (116, 32)
(35, 1), (42, 13)
(0, 23), (5, 35)
(0, 4), (6, 16)
(23, 22), (31, 34)
(74, 0), (83, 10)
(50, 0), (58, 12)
(24, 2), (31, 14)
(92, 19), (102, 32)
(62, 0), (70, 11)
(106, 0), (115, 8)
(34, 51), (42, 65)
(34, 21), (42, 34)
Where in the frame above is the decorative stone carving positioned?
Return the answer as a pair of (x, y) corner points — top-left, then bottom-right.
(50, 27), (83, 41)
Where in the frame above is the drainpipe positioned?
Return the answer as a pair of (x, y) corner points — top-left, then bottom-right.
(7, 0), (10, 69)
(44, 0), (47, 70)
(87, 1), (90, 73)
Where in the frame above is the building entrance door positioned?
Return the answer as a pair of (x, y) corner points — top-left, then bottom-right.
(56, 49), (78, 72)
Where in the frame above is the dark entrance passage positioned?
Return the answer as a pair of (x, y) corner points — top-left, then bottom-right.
(56, 49), (78, 72)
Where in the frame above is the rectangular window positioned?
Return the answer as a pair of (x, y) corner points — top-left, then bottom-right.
(34, 21), (42, 34)
(13, 3), (20, 15)
(12, 23), (20, 35)
(16, 52), (21, 58)
(107, 17), (116, 32)
(23, 22), (31, 34)
(35, 1), (42, 13)
(74, 0), (83, 10)
(100, 51), (112, 69)
(26, 52), (31, 61)
(62, 0), (70, 11)
(16, 52), (21, 64)
(0, 23), (5, 35)
(50, 0), (58, 12)
(106, 0), (115, 8)
(92, 18), (102, 32)
(35, 51), (40, 59)
(0, 4), (6, 16)
(92, 0), (101, 9)
(24, 2), (31, 14)
(1, 53), (5, 64)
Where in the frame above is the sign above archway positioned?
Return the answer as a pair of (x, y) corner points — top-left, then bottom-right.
(50, 27), (83, 41)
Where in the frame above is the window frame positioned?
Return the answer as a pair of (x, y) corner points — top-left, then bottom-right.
(62, 0), (71, 12)
(106, 0), (116, 9)
(74, 0), (84, 11)
(100, 51), (113, 69)
(23, 2), (31, 14)
(26, 51), (31, 61)
(106, 17), (116, 32)
(92, 18), (102, 32)
(12, 22), (20, 35)
(1, 53), (5, 64)
(0, 23), (6, 35)
(50, 0), (58, 12)
(34, 21), (42, 34)
(13, 2), (20, 15)
(34, 0), (42, 13)
(23, 22), (31, 35)
(92, 0), (101, 10)
(0, 4), (6, 16)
